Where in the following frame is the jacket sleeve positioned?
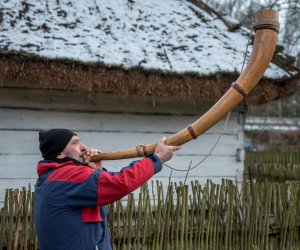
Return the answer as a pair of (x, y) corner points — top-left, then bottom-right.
(65, 154), (162, 208)
(97, 153), (162, 206)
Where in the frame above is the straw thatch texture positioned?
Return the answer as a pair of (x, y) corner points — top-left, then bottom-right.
(0, 51), (298, 105)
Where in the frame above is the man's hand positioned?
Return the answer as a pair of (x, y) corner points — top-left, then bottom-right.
(154, 137), (181, 163)
(82, 148), (102, 170)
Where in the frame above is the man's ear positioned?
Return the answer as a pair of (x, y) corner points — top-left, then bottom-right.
(56, 152), (66, 159)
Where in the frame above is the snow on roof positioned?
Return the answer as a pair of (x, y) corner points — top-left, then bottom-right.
(0, 0), (289, 79)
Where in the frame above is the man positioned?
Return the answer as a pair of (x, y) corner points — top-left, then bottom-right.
(34, 128), (180, 250)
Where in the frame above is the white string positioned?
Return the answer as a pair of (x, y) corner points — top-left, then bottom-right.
(163, 111), (231, 172)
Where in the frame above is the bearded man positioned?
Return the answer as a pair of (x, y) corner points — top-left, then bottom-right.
(34, 128), (180, 250)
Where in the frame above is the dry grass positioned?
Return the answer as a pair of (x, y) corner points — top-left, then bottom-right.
(0, 50), (298, 105)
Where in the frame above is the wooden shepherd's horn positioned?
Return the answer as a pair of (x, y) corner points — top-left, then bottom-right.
(90, 9), (279, 162)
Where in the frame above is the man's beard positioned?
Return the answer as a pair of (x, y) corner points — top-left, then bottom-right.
(71, 154), (85, 163)
(64, 152), (85, 164)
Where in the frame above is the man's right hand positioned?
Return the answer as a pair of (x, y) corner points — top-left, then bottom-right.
(82, 148), (102, 170)
(154, 137), (181, 163)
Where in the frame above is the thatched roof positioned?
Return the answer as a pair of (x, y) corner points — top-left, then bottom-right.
(0, 0), (299, 105)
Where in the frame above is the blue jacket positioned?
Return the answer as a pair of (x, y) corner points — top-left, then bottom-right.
(34, 154), (162, 250)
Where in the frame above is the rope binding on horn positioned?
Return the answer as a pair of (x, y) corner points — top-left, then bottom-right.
(253, 20), (279, 33)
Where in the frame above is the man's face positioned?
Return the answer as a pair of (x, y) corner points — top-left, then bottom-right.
(60, 135), (87, 162)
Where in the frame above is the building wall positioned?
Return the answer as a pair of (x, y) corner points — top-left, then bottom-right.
(0, 88), (245, 206)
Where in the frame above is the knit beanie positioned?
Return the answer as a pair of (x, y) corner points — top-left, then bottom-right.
(39, 129), (76, 159)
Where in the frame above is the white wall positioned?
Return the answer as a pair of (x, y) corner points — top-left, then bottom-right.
(0, 88), (245, 206)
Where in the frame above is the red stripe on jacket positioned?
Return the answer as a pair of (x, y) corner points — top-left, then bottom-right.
(47, 164), (94, 183)
(81, 207), (101, 222)
(37, 161), (72, 176)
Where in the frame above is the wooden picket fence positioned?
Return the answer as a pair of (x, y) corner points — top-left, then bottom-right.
(0, 186), (38, 250)
(0, 180), (299, 249)
(245, 152), (300, 181)
(245, 152), (300, 166)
